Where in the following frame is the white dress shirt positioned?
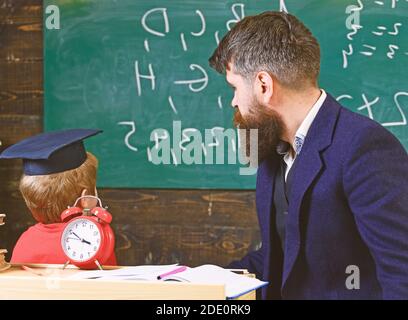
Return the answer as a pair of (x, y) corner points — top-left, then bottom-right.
(276, 89), (327, 181)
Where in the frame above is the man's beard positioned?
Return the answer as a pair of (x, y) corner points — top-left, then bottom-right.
(233, 99), (284, 164)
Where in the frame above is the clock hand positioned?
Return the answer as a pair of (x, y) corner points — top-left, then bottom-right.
(66, 237), (81, 241)
(72, 231), (90, 244)
(81, 238), (91, 245)
(72, 232), (82, 240)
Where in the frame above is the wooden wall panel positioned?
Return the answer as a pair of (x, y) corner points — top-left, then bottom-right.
(0, 0), (260, 267)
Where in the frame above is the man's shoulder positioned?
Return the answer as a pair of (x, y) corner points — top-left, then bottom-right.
(334, 99), (381, 133)
(331, 97), (403, 150)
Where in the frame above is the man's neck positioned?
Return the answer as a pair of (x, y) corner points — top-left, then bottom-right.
(275, 86), (322, 149)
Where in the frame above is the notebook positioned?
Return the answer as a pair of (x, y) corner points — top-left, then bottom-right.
(68, 264), (268, 299)
(159, 264), (268, 299)
(68, 264), (179, 281)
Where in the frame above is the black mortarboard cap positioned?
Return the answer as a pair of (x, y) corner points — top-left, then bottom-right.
(0, 129), (102, 175)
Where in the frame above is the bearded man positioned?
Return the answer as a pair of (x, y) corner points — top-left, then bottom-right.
(209, 11), (408, 300)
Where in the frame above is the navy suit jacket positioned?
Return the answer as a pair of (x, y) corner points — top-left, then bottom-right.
(229, 94), (408, 299)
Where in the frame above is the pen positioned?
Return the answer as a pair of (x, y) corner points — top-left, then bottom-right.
(21, 265), (46, 276)
(228, 269), (249, 275)
(157, 266), (188, 280)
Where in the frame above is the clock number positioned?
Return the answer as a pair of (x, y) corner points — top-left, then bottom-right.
(89, 224), (94, 229)
(93, 246), (97, 251)
(73, 251), (76, 257)
(80, 254), (83, 259)
(82, 222), (87, 227)
(93, 231), (98, 236)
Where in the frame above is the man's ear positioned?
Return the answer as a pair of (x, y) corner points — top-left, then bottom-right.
(254, 71), (274, 105)
(80, 189), (98, 209)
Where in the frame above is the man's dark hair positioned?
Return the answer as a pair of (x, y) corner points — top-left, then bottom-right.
(209, 11), (320, 88)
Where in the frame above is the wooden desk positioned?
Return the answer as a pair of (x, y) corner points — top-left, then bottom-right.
(0, 264), (256, 300)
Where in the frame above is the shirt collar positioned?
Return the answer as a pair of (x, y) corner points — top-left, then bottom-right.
(276, 89), (327, 156)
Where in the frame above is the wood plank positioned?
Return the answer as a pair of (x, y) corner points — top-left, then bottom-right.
(0, 61), (43, 91)
(0, 1), (42, 21)
(0, 2), (42, 62)
(0, 114), (42, 145)
(0, 88), (43, 116)
(98, 189), (256, 226)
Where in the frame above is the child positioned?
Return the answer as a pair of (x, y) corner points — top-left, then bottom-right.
(0, 129), (117, 265)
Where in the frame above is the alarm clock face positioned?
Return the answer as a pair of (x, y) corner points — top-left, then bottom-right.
(61, 218), (102, 262)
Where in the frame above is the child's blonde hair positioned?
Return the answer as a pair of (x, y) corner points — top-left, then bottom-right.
(19, 152), (98, 224)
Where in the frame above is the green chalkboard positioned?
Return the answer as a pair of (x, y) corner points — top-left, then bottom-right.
(44, 0), (408, 189)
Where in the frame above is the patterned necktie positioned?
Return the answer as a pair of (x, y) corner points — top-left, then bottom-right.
(294, 134), (305, 155)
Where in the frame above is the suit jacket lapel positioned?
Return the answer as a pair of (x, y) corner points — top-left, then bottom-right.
(281, 94), (341, 290)
(256, 156), (278, 273)
(256, 156), (279, 300)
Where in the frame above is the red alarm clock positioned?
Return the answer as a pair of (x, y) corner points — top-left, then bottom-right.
(60, 196), (115, 270)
